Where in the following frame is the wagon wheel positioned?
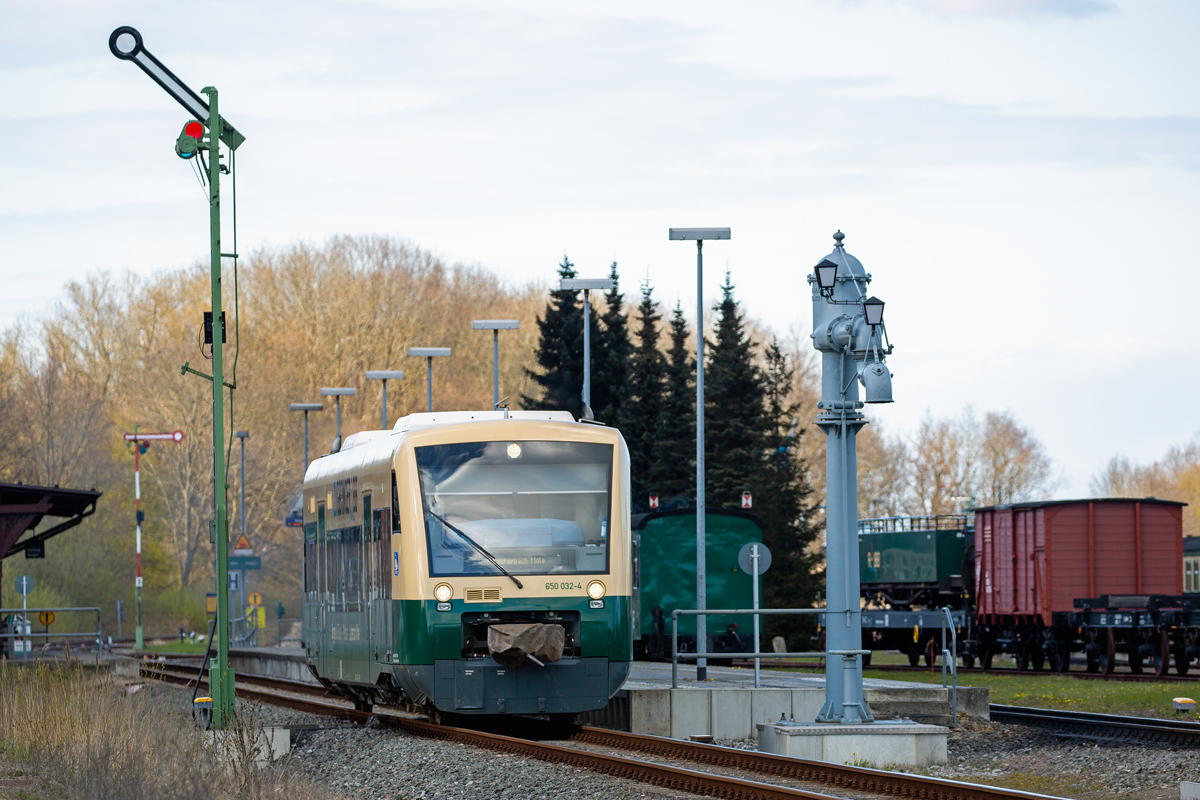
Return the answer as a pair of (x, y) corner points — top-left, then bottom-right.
(980, 646), (994, 671)
(908, 646), (921, 667)
(962, 653), (975, 670)
(1155, 629), (1171, 678)
(1051, 645), (1070, 674)
(1016, 644), (1029, 673)
(1031, 644), (1046, 672)
(1101, 628), (1116, 675)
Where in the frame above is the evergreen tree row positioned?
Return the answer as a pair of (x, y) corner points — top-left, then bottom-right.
(523, 256), (823, 642)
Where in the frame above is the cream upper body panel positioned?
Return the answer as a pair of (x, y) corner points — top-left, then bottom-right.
(394, 419), (630, 602)
(303, 417), (632, 602)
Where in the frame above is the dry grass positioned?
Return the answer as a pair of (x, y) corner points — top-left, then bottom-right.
(0, 657), (341, 800)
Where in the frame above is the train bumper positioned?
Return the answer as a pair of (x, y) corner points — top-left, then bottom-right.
(393, 656), (630, 715)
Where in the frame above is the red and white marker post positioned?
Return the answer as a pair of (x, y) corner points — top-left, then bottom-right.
(123, 429), (184, 650)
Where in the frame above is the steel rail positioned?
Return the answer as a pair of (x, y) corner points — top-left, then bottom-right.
(990, 704), (1200, 746)
(142, 665), (1066, 800)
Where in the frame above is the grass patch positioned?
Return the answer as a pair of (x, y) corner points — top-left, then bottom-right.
(862, 667), (1200, 719)
(0, 658), (340, 800)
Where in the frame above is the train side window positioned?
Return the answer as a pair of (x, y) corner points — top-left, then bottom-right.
(381, 507), (393, 600)
(317, 504), (327, 603)
(362, 494), (373, 601)
(304, 522), (318, 600)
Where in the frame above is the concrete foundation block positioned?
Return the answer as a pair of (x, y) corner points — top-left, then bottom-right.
(669, 688), (712, 740)
(1182, 781), (1200, 800)
(629, 689), (671, 738)
(757, 721), (948, 768)
(711, 689), (753, 740)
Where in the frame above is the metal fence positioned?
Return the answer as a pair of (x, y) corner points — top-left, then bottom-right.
(0, 607), (103, 666)
(671, 607), (830, 688)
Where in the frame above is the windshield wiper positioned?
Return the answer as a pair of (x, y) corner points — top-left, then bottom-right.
(426, 509), (524, 589)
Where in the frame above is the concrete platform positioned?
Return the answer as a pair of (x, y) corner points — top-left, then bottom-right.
(229, 647), (317, 685)
(757, 720), (948, 768)
(618, 661), (986, 740)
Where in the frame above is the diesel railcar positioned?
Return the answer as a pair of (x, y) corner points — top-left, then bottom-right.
(300, 410), (632, 720)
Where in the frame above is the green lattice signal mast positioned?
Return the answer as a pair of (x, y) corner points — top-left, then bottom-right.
(110, 26), (245, 728)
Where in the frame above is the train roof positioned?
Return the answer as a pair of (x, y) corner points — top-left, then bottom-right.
(972, 497), (1187, 512)
(333, 410), (583, 453)
(631, 507), (764, 531)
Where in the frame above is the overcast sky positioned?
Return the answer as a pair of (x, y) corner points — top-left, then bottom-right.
(2, 0), (1198, 497)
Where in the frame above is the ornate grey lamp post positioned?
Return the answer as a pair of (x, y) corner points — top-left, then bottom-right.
(809, 231), (892, 724)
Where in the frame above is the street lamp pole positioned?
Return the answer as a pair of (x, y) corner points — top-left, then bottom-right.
(408, 348), (451, 412)
(472, 321), (519, 408)
(559, 279), (613, 417)
(289, 403), (323, 474)
(809, 230), (893, 723)
(668, 227), (730, 682)
(365, 371), (405, 429)
(319, 388), (356, 453)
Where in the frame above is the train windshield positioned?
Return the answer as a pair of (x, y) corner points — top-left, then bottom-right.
(416, 440), (613, 576)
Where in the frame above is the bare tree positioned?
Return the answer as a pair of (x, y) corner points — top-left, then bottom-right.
(973, 410), (1057, 505)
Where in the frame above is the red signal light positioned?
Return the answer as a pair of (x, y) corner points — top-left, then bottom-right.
(184, 121), (204, 139)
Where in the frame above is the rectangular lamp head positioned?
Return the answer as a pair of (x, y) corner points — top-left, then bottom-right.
(669, 227), (731, 241)
(409, 347), (452, 357)
(560, 278), (614, 291)
(473, 320), (520, 330)
(319, 387), (356, 396)
(289, 403), (324, 411)
(234, 430), (249, 439)
(365, 370), (405, 380)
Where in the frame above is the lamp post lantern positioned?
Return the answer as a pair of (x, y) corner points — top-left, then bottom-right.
(559, 279), (613, 417)
(365, 371), (404, 429)
(408, 348), (451, 412)
(472, 320), (519, 408)
(808, 230), (893, 724)
(288, 403), (323, 473)
(668, 226), (730, 681)
(319, 388), (356, 453)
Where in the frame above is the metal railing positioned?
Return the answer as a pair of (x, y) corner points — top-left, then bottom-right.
(939, 605), (958, 721)
(0, 607), (103, 666)
(671, 608), (830, 688)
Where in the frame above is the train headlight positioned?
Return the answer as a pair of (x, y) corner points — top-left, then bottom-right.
(586, 580), (606, 600)
(434, 583), (453, 603)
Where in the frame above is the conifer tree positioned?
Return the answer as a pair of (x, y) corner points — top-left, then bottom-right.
(522, 254), (587, 418)
(758, 337), (822, 647)
(651, 302), (694, 503)
(624, 280), (665, 509)
(591, 261), (631, 428)
(704, 273), (765, 508)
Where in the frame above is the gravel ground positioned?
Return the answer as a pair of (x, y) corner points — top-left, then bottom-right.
(917, 715), (1200, 799)
(290, 727), (692, 800)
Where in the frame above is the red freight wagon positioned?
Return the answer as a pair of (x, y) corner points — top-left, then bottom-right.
(970, 498), (1197, 676)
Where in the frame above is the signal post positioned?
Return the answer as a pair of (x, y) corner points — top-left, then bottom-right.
(111, 26), (245, 727)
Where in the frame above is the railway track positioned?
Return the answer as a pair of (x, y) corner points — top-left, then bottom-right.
(734, 660), (1200, 683)
(141, 664), (1063, 800)
(990, 704), (1200, 746)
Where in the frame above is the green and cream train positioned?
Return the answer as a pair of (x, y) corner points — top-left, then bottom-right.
(300, 410), (632, 720)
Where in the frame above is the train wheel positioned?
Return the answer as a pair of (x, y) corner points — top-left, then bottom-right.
(1016, 646), (1029, 672)
(981, 648), (994, 671)
(1051, 646), (1070, 674)
(908, 647), (921, 667)
(1129, 652), (1144, 674)
(1176, 654), (1191, 676)
(1155, 630), (1170, 678)
(862, 651), (872, 668)
(963, 653), (975, 670)
(1031, 649), (1046, 671)
(1101, 628), (1116, 675)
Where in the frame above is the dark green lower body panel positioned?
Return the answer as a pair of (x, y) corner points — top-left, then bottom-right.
(394, 657), (630, 715)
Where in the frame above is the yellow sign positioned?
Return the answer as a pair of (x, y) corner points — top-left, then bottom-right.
(247, 591), (263, 608)
(206, 593), (218, 614)
(245, 606), (266, 629)
(39, 611), (55, 626)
